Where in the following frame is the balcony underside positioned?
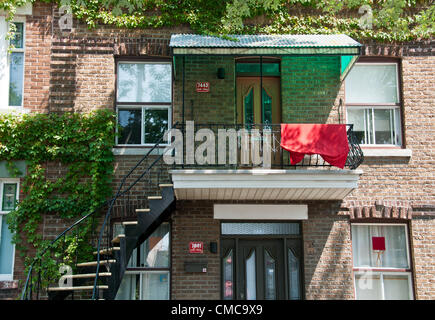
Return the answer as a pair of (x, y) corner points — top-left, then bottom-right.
(170, 169), (363, 201)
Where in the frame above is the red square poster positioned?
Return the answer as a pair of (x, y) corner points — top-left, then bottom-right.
(372, 237), (386, 251)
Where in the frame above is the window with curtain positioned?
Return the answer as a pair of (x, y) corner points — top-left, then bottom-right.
(115, 222), (170, 300)
(351, 224), (413, 300)
(116, 61), (171, 145)
(345, 63), (402, 146)
(0, 181), (18, 281)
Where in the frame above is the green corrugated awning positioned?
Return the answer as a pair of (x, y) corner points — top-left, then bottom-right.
(170, 34), (362, 80)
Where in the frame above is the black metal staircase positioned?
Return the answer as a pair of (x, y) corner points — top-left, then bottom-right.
(21, 129), (177, 300)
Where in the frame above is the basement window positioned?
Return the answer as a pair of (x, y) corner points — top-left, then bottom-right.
(116, 61), (172, 146)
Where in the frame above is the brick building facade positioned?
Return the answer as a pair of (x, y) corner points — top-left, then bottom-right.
(0, 2), (434, 300)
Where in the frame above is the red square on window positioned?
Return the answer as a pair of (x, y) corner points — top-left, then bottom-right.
(372, 236), (386, 251)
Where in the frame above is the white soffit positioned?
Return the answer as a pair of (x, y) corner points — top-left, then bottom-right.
(170, 169), (363, 201)
(214, 204), (308, 220)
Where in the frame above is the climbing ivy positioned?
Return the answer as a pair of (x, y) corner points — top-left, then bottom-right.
(1, 0), (433, 42)
(0, 110), (115, 282)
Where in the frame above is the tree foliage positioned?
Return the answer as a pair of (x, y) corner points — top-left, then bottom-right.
(0, 0), (434, 42)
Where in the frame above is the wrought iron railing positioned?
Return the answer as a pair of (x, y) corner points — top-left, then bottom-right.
(172, 123), (363, 170)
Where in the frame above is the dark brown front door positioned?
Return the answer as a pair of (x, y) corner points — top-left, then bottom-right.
(237, 239), (285, 300)
(221, 237), (302, 300)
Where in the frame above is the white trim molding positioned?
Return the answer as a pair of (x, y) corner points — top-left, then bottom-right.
(170, 169), (363, 201)
(362, 148), (412, 158)
(214, 204), (308, 220)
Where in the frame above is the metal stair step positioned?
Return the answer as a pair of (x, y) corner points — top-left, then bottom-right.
(93, 247), (120, 255)
(77, 260), (116, 267)
(122, 221), (138, 225)
(47, 285), (108, 291)
(136, 208), (150, 213)
(62, 272), (112, 279)
(111, 234), (125, 244)
(148, 196), (162, 200)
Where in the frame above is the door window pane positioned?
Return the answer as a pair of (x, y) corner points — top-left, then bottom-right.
(144, 108), (168, 144)
(2, 184), (17, 211)
(244, 88), (254, 126)
(141, 272), (169, 300)
(264, 249), (276, 300)
(288, 248), (301, 300)
(383, 274), (411, 300)
(262, 88), (272, 126)
(9, 52), (24, 107)
(355, 274), (382, 300)
(347, 109), (365, 144)
(117, 63), (171, 103)
(345, 64), (398, 104)
(246, 250), (256, 300)
(118, 109), (142, 144)
(223, 249), (233, 300)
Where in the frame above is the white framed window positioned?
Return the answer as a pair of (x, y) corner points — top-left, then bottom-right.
(115, 61), (172, 146)
(114, 222), (170, 300)
(345, 62), (402, 146)
(351, 223), (413, 300)
(0, 17), (26, 111)
(0, 179), (19, 281)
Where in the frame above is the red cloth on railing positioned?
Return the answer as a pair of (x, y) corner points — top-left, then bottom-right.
(280, 124), (349, 169)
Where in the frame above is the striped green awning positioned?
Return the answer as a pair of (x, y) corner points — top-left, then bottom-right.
(170, 34), (362, 80)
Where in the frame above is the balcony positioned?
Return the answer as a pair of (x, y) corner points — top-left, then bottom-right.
(168, 123), (364, 201)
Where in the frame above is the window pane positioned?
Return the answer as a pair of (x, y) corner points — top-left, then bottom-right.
(244, 88), (254, 125)
(345, 64), (398, 104)
(352, 225), (409, 268)
(141, 272), (169, 300)
(9, 52), (24, 106)
(118, 109), (142, 144)
(288, 248), (301, 300)
(223, 249), (233, 300)
(355, 274), (382, 300)
(139, 223), (169, 268)
(347, 109), (365, 144)
(246, 250), (256, 300)
(264, 249), (276, 300)
(2, 184), (17, 211)
(221, 223), (300, 235)
(374, 109), (393, 144)
(0, 216), (15, 275)
(144, 108), (168, 144)
(117, 63), (171, 103)
(262, 88), (272, 126)
(10, 22), (23, 48)
(383, 274), (411, 300)
(115, 274), (139, 300)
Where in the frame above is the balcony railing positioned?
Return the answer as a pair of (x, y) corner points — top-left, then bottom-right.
(167, 123), (363, 170)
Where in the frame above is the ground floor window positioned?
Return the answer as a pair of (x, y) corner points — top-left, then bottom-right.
(115, 222), (170, 300)
(0, 180), (18, 281)
(221, 222), (303, 300)
(351, 223), (413, 300)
